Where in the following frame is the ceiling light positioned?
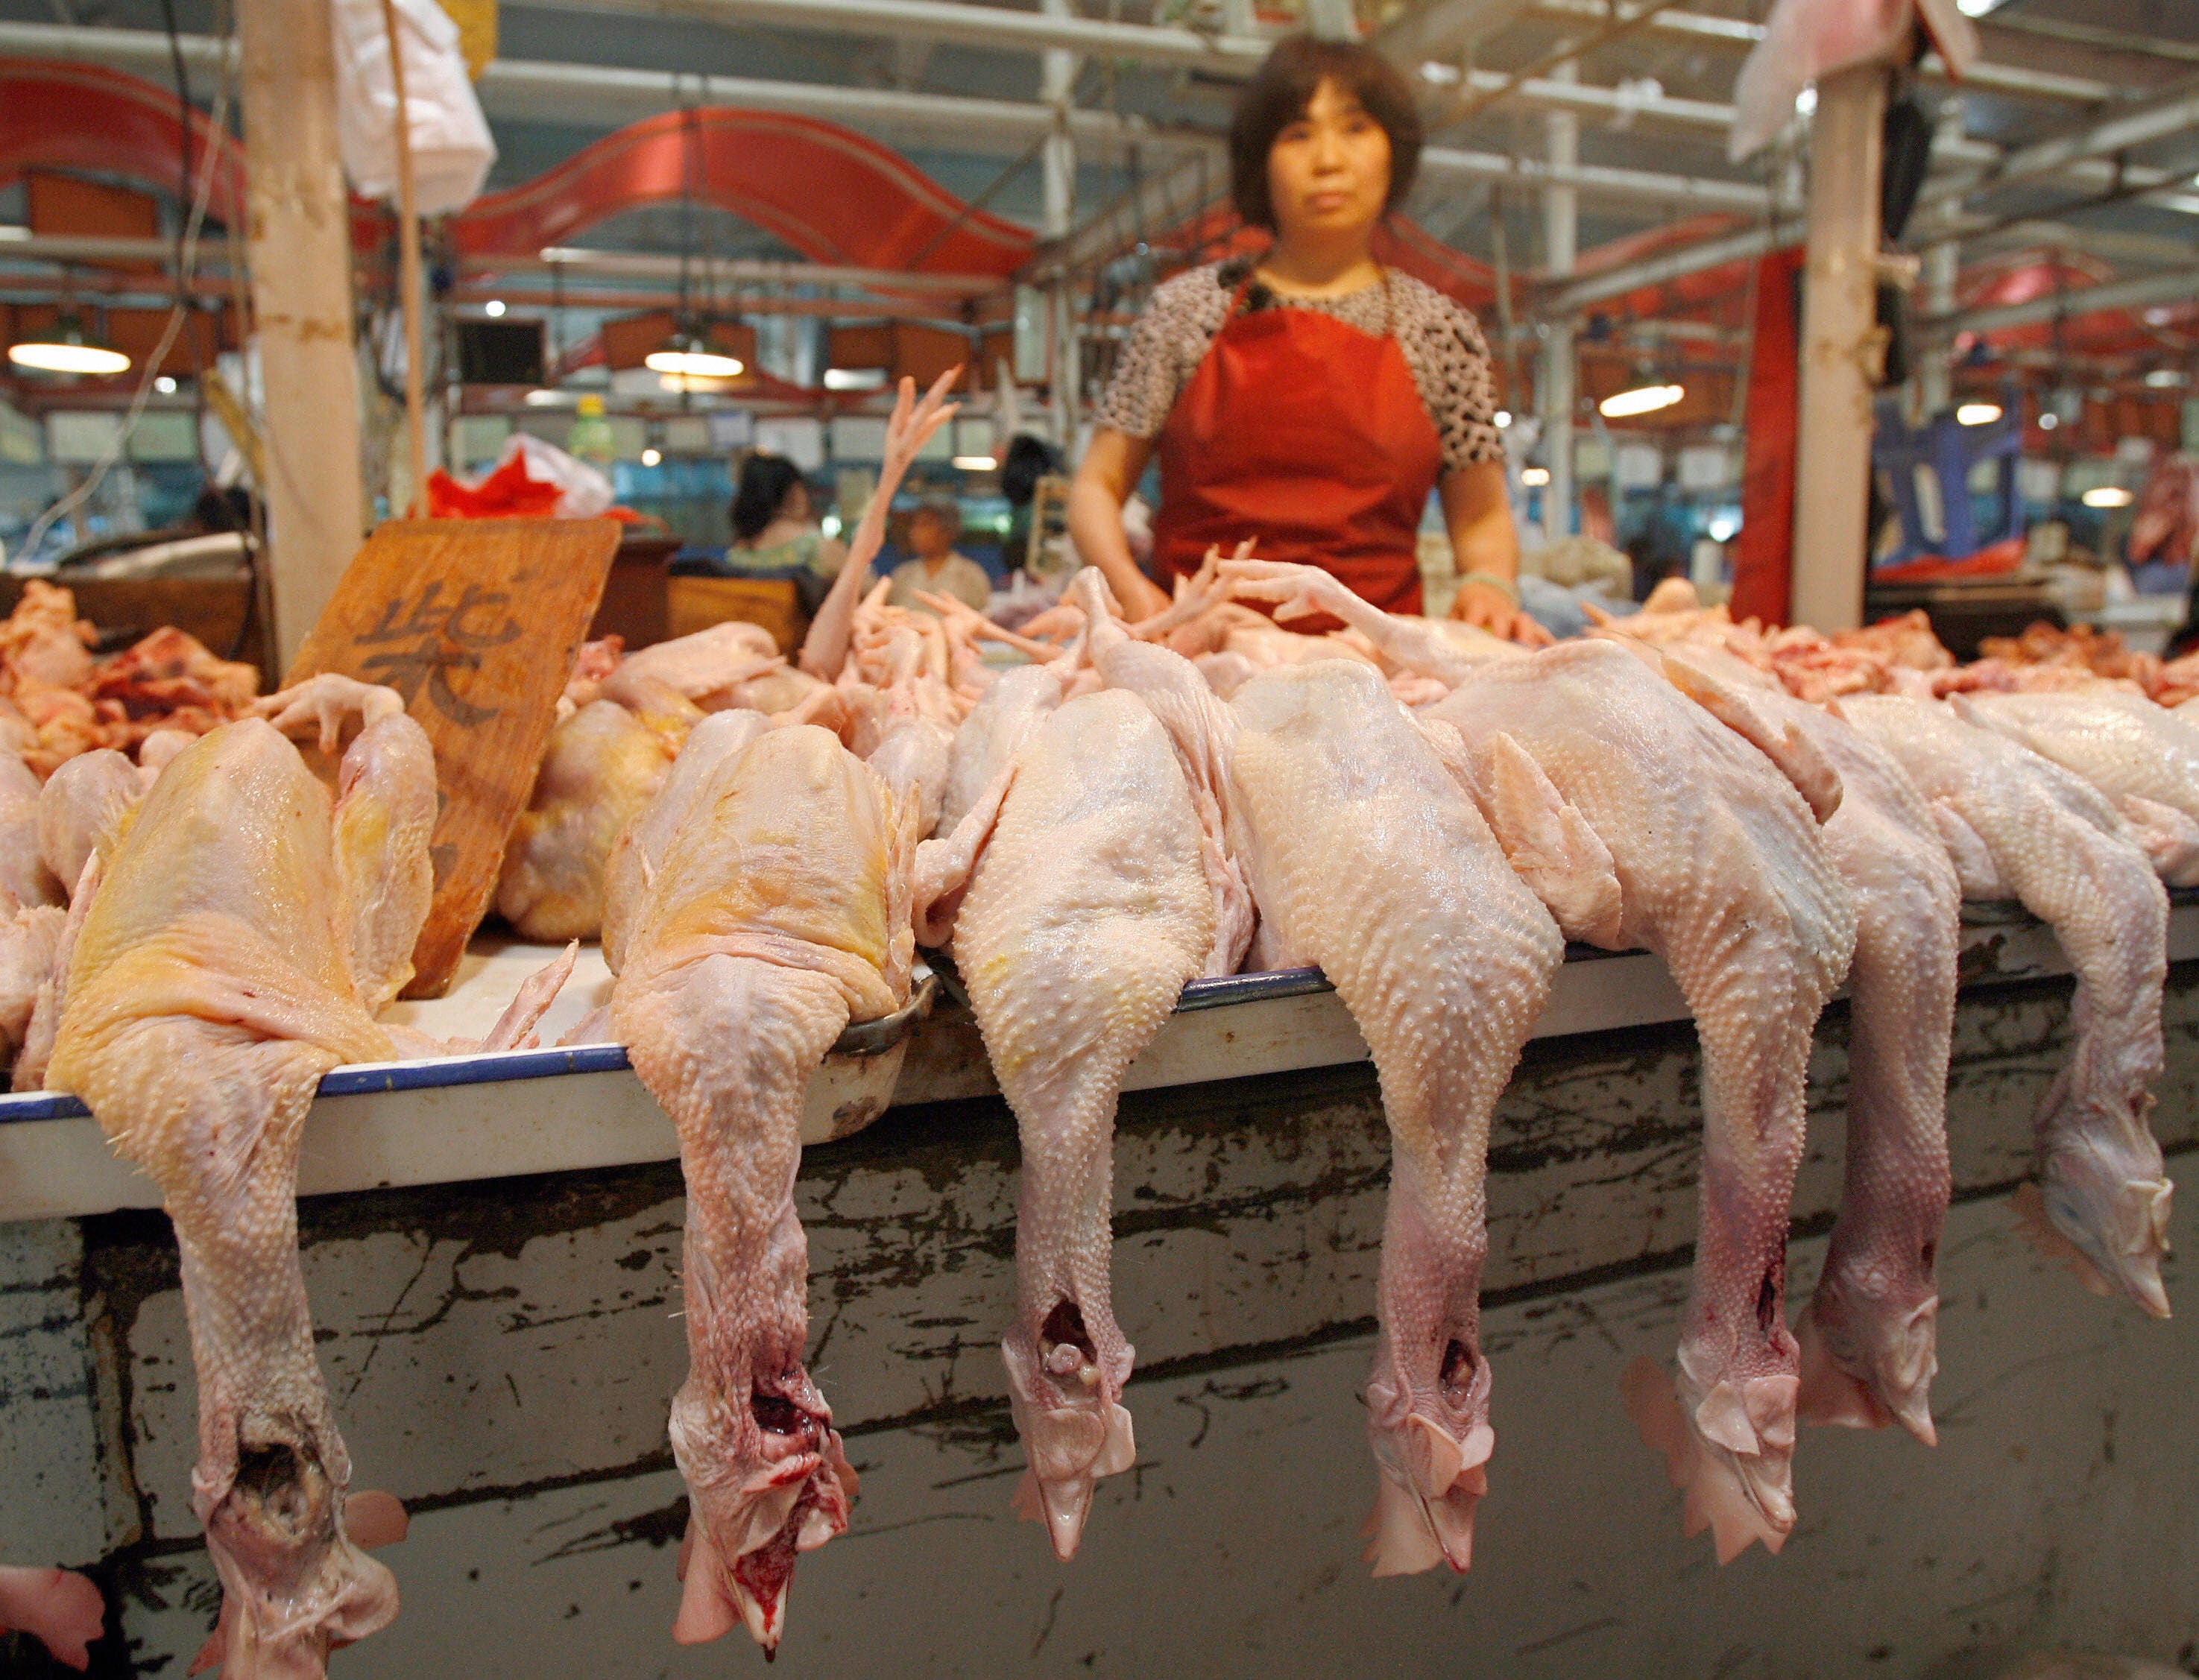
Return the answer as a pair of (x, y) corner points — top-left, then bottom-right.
(1521, 466), (1552, 487)
(7, 314), (130, 376)
(1599, 382), (1684, 418)
(2037, 410), (2059, 430)
(1957, 0), (2002, 13)
(645, 335), (744, 379)
(525, 388), (569, 405)
(1707, 513), (1740, 543)
(0, 225), (28, 241)
(1795, 86), (1818, 116)
(2082, 485), (2133, 509)
(1494, 409), (1513, 428)
(154, 375), (177, 395)
(2143, 368), (2187, 388)
(953, 455), (998, 471)
(485, 299), (507, 318)
(1956, 401), (2003, 426)
(823, 367), (889, 391)
(640, 447), (662, 467)
(2145, 307), (2176, 326)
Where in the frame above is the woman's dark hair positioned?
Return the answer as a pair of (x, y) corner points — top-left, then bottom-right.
(1228, 37), (1423, 233)
(731, 452), (805, 543)
(1000, 434), (1061, 508)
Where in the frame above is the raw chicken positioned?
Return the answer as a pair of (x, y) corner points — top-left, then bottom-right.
(1222, 661), (1564, 1574)
(0, 580), (95, 695)
(934, 662), (1064, 835)
(608, 725), (918, 1652)
(0, 1565), (105, 1670)
(1959, 689), (2199, 885)
(1840, 695), (2174, 1318)
(39, 749), (142, 896)
(599, 708), (771, 973)
(42, 674), (436, 1678)
(1418, 638), (1855, 1562)
(1657, 648), (1961, 1444)
(495, 693), (690, 941)
(1, 748), (62, 908)
(914, 688), (1215, 1560)
(0, 902), (65, 1066)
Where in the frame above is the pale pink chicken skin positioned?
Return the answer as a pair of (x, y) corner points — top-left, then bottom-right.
(43, 675), (435, 1679)
(1223, 661), (1565, 1575)
(1840, 695), (2174, 1318)
(933, 661), (1064, 837)
(608, 725), (917, 1653)
(1656, 648), (1961, 1445)
(1, 747), (62, 909)
(38, 748), (142, 897)
(1960, 687), (2199, 885)
(1422, 640), (1856, 1564)
(0, 1565), (105, 1670)
(495, 692), (692, 941)
(915, 687), (1216, 1561)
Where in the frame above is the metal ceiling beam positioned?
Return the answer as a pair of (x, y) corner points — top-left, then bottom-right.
(0, 21), (1206, 165)
(1419, 142), (1766, 211)
(1919, 83), (2199, 214)
(1931, 265), (2199, 339)
(511, 0), (1271, 72)
(1527, 0), (2118, 104)
(1547, 223), (1779, 312)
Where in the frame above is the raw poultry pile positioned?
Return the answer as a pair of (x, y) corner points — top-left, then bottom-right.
(0, 580), (261, 777)
(10, 401), (2199, 1669)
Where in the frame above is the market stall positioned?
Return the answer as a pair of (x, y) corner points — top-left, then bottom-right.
(4, 0), (2199, 1674)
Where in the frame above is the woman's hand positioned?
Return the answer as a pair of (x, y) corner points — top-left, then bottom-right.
(1451, 580), (1554, 646)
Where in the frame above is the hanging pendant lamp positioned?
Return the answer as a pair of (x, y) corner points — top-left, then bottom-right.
(7, 311), (130, 376)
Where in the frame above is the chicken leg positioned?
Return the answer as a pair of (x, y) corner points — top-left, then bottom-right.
(46, 676), (434, 1678)
(610, 726), (915, 1652)
(917, 688), (1215, 1559)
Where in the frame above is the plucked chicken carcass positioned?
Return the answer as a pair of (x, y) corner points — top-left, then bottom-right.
(1403, 633), (1855, 1563)
(496, 690), (692, 941)
(608, 725), (916, 1652)
(1957, 688), (2199, 885)
(0, 1566), (106, 1671)
(1066, 569), (1568, 1571)
(1653, 646), (1962, 1444)
(1840, 695), (2174, 1318)
(1222, 661), (1564, 1573)
(603, 376), (956, 1654)
(41, 674), (435, 1678)
(915, 683), (1217, 1560)
(1, 747), (62, 909)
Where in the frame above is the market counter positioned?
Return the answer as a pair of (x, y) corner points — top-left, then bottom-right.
(1, 919), (2195, 1675)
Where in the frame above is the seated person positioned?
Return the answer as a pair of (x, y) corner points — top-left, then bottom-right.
(886, 495), (993, 613)
(726, 453), (845, 611)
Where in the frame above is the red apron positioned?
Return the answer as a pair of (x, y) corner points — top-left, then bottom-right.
(1151, 272), (1443, 622)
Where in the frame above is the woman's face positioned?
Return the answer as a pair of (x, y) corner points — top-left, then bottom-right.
(1266, 78), (1392, 246)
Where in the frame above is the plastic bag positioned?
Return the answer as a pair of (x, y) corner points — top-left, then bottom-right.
(427, 434), (628, 521)
(1730, 0), (1909, 162)
(331, 0), (496, 215)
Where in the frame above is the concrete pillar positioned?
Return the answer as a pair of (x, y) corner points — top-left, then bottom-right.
(238, 0), (367, 667)
(1789, 60), (1887, 634)
(1541, 64), (1578, 549)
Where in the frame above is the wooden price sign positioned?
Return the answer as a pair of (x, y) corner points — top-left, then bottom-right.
(285, 517), (620, 997)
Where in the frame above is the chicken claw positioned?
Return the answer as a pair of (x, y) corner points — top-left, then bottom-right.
(250, 674), (405, 758)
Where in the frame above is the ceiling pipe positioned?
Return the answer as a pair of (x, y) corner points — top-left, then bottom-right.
(1527, 0), (2117, 103)
(512, 0), (1270, 72)
(1929, 266), (2199, 340)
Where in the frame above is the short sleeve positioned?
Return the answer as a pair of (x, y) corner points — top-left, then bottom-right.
(1393, 280), (1506, 473)
(1093, 268), (1226, 441)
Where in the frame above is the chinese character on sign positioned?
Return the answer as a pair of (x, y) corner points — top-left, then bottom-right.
(351, 581), (522, 727)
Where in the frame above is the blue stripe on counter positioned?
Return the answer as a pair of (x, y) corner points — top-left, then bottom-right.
(7, 891), (2191, 1128)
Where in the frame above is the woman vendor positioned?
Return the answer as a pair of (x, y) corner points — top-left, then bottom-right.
(1069, 36), (1545, 645)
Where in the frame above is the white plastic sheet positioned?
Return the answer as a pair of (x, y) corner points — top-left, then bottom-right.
(1729, 0), (1975, 162)
(332, 0), (496, 215)
(498, 432), (616, 519)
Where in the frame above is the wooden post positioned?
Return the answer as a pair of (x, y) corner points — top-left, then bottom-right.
(237, 0), (367, 669)
(1789, 60), (1887, 634)
(380, 0), (431, 517)
(1541, 66), (1578, 549)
